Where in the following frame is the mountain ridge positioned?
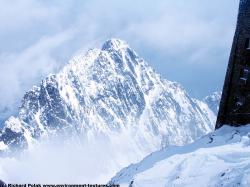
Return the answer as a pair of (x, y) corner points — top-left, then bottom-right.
(0, 39), (219, 181)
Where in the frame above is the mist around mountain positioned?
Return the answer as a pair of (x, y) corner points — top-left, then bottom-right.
(0, 39), (220, 183)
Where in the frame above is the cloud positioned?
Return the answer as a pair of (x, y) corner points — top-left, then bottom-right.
(0, 29), (75, 122)
(0, 132), (146, 183)
(0, 0), (239, 121)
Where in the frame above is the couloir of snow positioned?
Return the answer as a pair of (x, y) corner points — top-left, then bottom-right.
(0, 39), (219, 183)
(109, 125), (250, 187)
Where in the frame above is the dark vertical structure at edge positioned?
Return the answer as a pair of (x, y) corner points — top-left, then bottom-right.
(216, 0), (250, 129)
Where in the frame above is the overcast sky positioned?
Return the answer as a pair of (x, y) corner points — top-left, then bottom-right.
(0, 0), (239, 121)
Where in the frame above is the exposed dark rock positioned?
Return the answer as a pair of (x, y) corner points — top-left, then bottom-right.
(216, 0), (250, 128)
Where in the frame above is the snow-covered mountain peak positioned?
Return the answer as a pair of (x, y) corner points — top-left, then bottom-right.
(102, 38), (129, 51)
(0, 39), (219, 181)
(62, 38), (141, 83)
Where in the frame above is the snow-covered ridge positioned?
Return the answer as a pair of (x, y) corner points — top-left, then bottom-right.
(0, 39), (218, 180)
(204, 91), (221, 115)
(109, 125), (250, 187)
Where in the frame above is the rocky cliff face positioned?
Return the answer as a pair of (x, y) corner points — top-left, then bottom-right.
(0, 39), (216, 157)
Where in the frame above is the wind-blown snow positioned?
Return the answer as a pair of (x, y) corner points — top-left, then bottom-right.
(110, 125), (250, 187)
(0, 38), (218, 183)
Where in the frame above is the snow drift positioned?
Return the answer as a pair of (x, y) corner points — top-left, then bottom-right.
(110, 125), (250, 187)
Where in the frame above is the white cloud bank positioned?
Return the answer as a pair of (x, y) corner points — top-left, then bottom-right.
(0, 0), (239, 121)
(0, 132), (152, 184)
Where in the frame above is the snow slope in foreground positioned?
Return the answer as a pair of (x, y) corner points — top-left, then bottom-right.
(110, 125), (250, 187)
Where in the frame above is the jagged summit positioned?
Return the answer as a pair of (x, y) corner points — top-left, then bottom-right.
(101, 38), (129, 51)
